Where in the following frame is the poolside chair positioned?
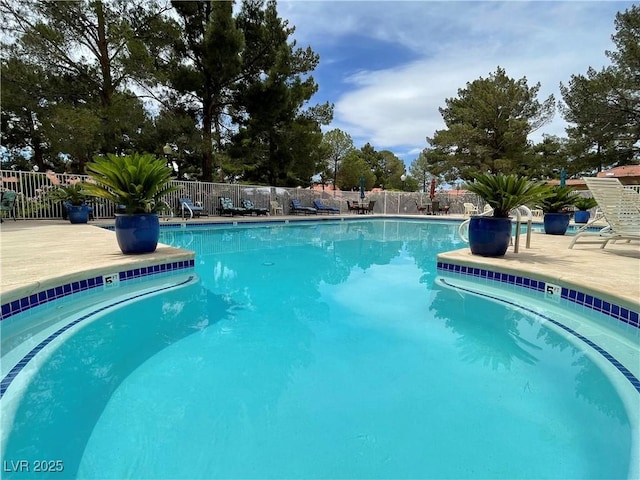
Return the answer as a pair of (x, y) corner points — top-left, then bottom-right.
(569, 177), (640, 249)
(270, 200), (284, 216)
(179, 197), (206, 219)
(218, 197), (247, 216)
(347, 201), (360, 213)
(241, 199), (269, 216)
(313, 199), (340, 214)
(364, 200), (376, 214)
(463, 203), (479, 216)
(290, 199), (317, 215)
(0, 191), (17, 223)
(415, 201), (428, 214)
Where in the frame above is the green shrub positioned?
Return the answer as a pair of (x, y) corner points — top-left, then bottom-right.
(464, 173), (551, 218)
(84, 153), (181, 214)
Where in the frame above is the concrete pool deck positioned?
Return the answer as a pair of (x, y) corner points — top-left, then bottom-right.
(1, 215), (639, 313)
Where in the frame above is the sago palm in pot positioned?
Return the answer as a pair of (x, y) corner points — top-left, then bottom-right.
(84, 153), (181, 253)
(464, 173), (550, 256)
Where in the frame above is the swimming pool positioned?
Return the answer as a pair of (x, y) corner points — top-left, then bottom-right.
(1, 219), (638, 479)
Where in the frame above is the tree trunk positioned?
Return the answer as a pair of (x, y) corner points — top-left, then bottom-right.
(95, 2), (113, 108)
(202, 108), (214, 182)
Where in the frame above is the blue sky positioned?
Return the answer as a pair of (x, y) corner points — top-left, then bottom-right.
(278, 1), (636, 166)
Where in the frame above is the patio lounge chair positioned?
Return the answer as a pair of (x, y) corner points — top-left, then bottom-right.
(364, 200), (375, 214)
(347, 201), (360, 213)
(569, 177), (640, 249)
(179, 197), (206, 219)
(0, 191), (17, 222)
(463, 203), (479, 216)
(270, 200), (283, 215)
(241, 199), (269, 216)
(415, 201), (428, 214)
(313, 199), (340, 214)
(219, 197), (247, 216)
(431, 200), (441, 215)
(291, 199), (317, 215)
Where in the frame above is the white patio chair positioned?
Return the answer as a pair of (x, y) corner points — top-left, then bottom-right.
(270, 200), (284, 215)
(463, 202), (479, 216)
(569, 177), (640, 249)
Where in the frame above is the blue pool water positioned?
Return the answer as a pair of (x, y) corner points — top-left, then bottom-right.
(1, 219), (637, 479)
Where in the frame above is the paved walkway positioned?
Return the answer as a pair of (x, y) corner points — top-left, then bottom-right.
(1, 216), (639, 312)
(438, 226), (640, 311)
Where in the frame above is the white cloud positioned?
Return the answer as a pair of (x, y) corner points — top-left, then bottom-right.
(283, 1), (633, 161)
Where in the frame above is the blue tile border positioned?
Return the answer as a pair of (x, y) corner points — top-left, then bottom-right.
(0, 259), (195, 321)
(437, 261), (639, 329)
(0, 275), (195, 399)
(439, 278), (640, 394)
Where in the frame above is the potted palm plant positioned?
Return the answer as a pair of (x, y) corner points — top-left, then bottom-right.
(84, 153), (181, 254)
(47, 183), (93, 224)
(464, 173), (550, 256)
(537, 186), (582, 235)
(572, 196), (598, 224)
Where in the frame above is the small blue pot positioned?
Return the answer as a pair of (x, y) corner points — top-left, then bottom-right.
(114, 213), (160, 254)
(543, 213), (570, 235)
(574, 210), (590, 224)
(66, 204), (91, 224)
(468, 216), (512, 257)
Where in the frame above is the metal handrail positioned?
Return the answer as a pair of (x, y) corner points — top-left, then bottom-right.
(457, 208), (494, 242)
(181, 201), (194, 220)
(160, 200), (174, 221)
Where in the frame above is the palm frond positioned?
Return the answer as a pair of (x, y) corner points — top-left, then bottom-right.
(465, 173), (551, 217)
(85, 153), (181, 214)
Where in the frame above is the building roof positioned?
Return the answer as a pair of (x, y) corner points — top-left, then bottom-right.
(545, 179), (587, 189)
(597, 165), (640, 178)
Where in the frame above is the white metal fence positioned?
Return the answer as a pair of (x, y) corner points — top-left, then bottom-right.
(0, 169), (488, 220)
(3, 169), (636, 221)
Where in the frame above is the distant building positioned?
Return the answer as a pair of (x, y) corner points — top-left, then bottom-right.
(545, 178), (588, 190)
(597, 165), (640, 185)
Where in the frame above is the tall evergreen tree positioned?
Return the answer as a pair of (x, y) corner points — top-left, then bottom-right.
(230, 0), (331, 186)
(168, 0), (244, 182)
(409, 150), (433, 193)
(527, 135), (571, 179)
(606, 5), (640, 131)
(0, 0), (168, 170)
(336, 150), (376, 191)
(378, 150), (406, 190)
(319, 129), (354, 190)
(0, 57), (54, 169)
(427, 67), (555, 180)
(360, 143), (384, 185)
(559, 6), (639, 170)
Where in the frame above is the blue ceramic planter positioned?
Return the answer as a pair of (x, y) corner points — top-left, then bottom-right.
(468, 216), (512, 257)
(543, 213), (570, 235)
(114, 213), (160, 254)
(65, 204), (91, 224)
(574, 210), (590, 224)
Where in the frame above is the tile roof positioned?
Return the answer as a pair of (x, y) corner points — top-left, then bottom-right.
(597, 165), (640, 178)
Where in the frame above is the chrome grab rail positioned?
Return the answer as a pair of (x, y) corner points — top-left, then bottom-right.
(458, 208), (493, 243)
(160, 200), (174, 221)
(181, 201), (194, 220)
